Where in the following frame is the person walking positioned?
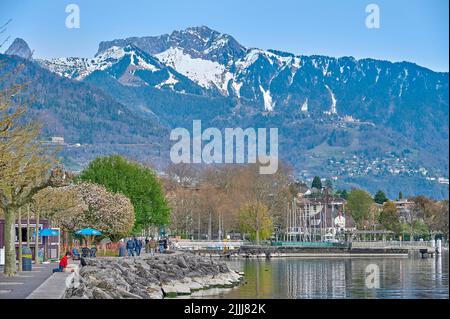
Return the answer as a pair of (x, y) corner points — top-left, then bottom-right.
(118, 240), (126, 257)
(145, 237), (149, 254)
(149, 237), (157, 256)
(126, 237), (135, 257)
(135, 237), (142, 256)
(158, 238), (165, 253)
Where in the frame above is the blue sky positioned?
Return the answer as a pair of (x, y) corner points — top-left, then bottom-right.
(0, 0), (448, 71)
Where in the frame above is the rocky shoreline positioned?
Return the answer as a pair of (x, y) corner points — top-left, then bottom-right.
(63, 252), (243, 299)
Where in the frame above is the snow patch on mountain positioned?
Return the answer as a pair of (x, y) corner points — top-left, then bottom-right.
(232, 81), (243, 98)
(39, 57), (95, 80)
(155, 47), (232, 94)
(128, 51), (159, 72)
(301, 98), (308, 112)
(325, 84), (337, 114)
(40, 46), (160, 80)
(235, 49), (261, 72)
(203, 35), (230, 54)
(155, 71), (179, 89)
(259, 85), (274, 111)
(375, 67), (381, 83)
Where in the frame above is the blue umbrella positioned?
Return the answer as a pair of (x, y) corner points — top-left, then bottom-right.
(34, 228), (59, 237)
(33, 228), (59, 262)
(76, 228), (102, 236)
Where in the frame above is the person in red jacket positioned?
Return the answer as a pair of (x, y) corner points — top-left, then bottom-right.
(53, 251), (71, 273)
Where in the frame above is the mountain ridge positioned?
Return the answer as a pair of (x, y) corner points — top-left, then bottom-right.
(2, 27), (448, 199)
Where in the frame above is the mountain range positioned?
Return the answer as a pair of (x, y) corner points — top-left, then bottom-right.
(1, 26), (448, 199)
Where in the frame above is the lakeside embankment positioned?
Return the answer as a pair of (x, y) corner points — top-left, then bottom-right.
(190, 246), (412, 258)
(63, 252), (242, 299)
(237, 245), (410, 257)
(186, 241), (441, 258)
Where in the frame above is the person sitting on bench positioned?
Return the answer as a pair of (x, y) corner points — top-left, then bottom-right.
(72, 248), (81, 260)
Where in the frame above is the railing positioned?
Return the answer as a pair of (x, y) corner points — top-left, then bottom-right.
(177, 240), (245, 250)
(271, 241), (349, 248)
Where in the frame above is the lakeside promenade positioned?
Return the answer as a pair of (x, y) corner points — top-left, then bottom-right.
(0, 260), (79, 299)
(0, 262), (58, 299)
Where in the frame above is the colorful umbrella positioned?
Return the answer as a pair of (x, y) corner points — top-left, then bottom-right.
(34, 228), (59, 237)
(75, 228), (102, 236)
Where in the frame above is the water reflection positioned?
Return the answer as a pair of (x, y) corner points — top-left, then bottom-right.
(216, 253), (448, 299)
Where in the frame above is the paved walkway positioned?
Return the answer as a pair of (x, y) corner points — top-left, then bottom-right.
(0, 262), (57, 299)
(26, 271), (71, 299)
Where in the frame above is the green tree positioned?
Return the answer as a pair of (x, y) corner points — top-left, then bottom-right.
(239, 202), (273, 242)
(412, 220), (429, 239)
(374, 190), (388, 204)
(324, 179), (333, 192)
(336, 189), (349, 200)
(378, 201), (400, 233)
(311, 176), (322, 190)
(347, 189), (374, 229)
(79, 155), (170, 233)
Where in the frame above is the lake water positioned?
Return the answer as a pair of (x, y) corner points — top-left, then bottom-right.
(196, 252), (448, 299)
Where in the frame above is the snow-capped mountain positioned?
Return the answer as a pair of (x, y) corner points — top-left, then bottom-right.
(38, 45), (205, 94)
(97, 26), (246, 65)
(38, 26), (447, 117)
(2, 27), (448, 198)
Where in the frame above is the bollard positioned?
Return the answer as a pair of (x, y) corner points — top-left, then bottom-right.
(22, 246), (33, 271)
(436, 239), (442, 255)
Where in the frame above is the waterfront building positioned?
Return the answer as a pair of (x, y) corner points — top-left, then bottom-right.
(285, 191), (355, 242)
(393, 199), (415, 224)
(0, 218), (60, 264)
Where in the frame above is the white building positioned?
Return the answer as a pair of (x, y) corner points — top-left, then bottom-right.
(51, 136), (65, 144)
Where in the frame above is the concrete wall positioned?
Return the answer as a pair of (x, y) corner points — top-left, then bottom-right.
(351, 241), (432, 250)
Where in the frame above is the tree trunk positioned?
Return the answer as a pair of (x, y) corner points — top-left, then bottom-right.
(34, 212), (40, 264)
(198, 212), (201, 240)
(208, 211), (212, 241)
(17, 207), (22, 271)
(4, 207), (17, 276)
(64, 230), (69, 253)
(27, 205), (31, 248)
(255, 205), (260, 245)
(218, 214), (222, 240)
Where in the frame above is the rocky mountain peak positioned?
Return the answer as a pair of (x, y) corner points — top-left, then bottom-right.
(96, 26), (246, 65)
(5, 38), (33, 60)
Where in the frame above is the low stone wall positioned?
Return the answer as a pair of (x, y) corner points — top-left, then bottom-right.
(63, 252), (242, 299)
